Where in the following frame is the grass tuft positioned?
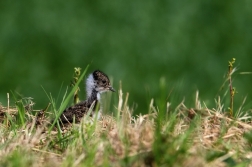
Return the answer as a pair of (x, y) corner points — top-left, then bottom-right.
(1, 63), (252, 166)
(1, 85), (252, 166)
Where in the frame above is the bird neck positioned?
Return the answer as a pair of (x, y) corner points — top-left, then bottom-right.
(87, 89), (99, 106)
(85, 74), (103, 108)
(86, 74), (95, 98)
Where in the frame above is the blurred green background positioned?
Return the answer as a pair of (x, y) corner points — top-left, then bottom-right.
(0, 1), (252, 114)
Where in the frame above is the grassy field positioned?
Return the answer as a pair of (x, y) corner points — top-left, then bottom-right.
(0, 65), (252, 167)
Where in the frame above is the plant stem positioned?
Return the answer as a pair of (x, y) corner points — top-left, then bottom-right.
(228, 58), (235, 116)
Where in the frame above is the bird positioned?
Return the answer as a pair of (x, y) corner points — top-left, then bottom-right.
(60, 70), (115, 124)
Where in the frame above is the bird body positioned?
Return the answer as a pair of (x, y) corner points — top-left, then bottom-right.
(60, 70), (114, 124)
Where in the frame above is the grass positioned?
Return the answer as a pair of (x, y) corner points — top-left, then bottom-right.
(1, 63), (252, 166)
(1, 88), (252, 167)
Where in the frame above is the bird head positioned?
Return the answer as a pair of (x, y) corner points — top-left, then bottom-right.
(86, 70), (115, 97)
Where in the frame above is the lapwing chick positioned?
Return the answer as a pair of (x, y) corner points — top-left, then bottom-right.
(60, 70), (115, 124)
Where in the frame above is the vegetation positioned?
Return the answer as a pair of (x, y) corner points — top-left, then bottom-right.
(0, 1), (251, 166)
(1, 61), (252, 167)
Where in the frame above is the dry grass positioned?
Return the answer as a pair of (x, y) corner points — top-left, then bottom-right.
(0, 90), (252, 167)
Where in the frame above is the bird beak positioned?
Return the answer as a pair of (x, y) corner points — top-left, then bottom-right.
(108, 86), (115, 92)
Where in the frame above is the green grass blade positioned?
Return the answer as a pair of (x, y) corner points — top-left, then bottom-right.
(49, 65), (89, 132)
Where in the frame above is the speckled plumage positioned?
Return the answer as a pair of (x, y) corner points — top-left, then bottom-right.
(60, 70), (115, 124)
